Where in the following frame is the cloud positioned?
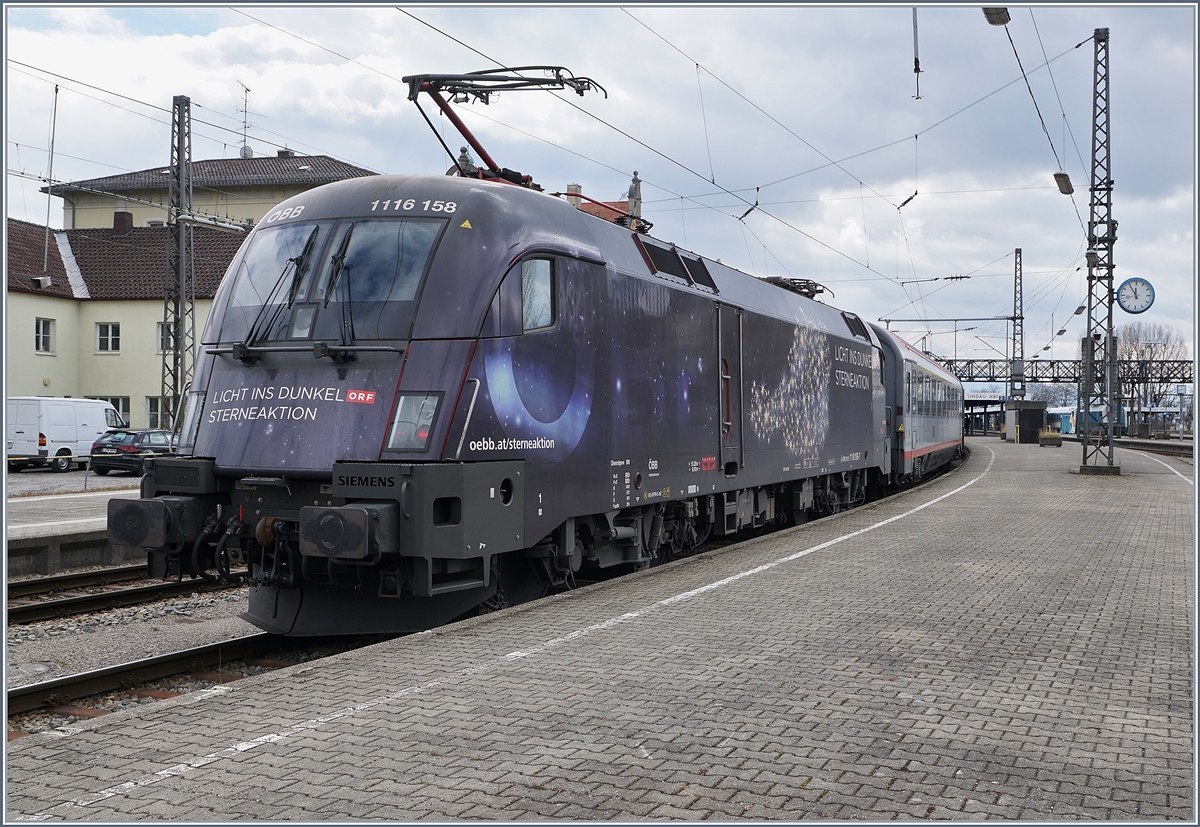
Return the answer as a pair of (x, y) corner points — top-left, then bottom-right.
(5, 5), (1193, 359)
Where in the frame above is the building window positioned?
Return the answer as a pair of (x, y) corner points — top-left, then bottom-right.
(157, 323), (176, 354)
(35, 318), (55, 353)
(147, 397), (167, 429)
(89, 396), (130, 427)
(97, 322), (121, 353)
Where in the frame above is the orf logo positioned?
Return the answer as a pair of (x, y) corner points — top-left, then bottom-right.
(346, 390), (377, 404)
(701, 455), (717, 471)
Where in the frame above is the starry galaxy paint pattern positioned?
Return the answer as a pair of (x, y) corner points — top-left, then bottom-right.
(748, 323), (831, 453)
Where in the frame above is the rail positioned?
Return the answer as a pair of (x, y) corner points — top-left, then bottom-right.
(7, 564), (149, 599)
(7, 576), (243, 625)
(7, 634), (276, 716)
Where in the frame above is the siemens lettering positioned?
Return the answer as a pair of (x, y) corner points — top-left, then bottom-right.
(336, 475), (396, 488)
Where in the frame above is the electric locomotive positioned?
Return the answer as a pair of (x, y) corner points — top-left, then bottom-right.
(108, 70), (962, 636)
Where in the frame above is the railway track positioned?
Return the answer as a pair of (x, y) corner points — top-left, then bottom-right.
(7, 632), (394, 734)
(1117, 438), (1193, 459)
(7, 564), (150, 599)
(7, 634), (277, 716)
(7, 570), (244, 625)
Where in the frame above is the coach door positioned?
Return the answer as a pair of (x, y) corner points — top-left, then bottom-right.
(718, 304), (742, 475)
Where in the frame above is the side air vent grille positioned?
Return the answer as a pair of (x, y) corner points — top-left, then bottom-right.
(633, 234), (719, 294)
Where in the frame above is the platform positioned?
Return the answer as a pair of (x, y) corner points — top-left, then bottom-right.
(5, 489), (142, 576)
(5, 438), (1194, 820)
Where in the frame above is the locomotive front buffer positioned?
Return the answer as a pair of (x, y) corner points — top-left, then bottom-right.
(108, 455), (528, 629)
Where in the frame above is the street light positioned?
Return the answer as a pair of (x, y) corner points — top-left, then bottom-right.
(983, 8), (1011, 26)
(1177, 384), (1189, 439)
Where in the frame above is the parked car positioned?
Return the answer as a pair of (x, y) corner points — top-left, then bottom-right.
(7, 397), (124, 472)
(89, 429), (175, 475)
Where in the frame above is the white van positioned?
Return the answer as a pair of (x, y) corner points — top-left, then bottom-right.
(6, 397), (125, 472)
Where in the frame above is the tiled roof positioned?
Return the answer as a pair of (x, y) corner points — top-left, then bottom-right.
(62, 225), (245, 300)
(580, 199), (629, 222)
(45, 155), (378, 195)
(6, 218), (74, 299)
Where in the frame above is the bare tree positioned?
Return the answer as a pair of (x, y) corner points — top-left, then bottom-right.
(1027, 382), (1077, 407)
(1115, 322), (1188, 410)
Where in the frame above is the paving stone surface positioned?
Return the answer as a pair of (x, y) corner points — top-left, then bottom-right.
(5, 439), (1194, 820)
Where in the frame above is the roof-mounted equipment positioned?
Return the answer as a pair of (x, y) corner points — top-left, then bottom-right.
(402, 67), (606, 191)
(763, 277), (832, 300)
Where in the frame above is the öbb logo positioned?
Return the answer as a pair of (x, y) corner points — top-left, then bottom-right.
(346, 390), (377, 404)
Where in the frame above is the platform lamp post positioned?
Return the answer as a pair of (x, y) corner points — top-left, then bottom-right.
(1178, 384), (1189, 440)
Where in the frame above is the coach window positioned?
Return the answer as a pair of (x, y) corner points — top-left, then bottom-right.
(521, 258), (554, 331)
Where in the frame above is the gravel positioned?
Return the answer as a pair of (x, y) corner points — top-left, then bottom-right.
(6, 466), (345, 737)
(6, 588), (259, 687)
(6, 586), (267, 736)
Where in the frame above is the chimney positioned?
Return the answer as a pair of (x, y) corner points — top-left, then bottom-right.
(113, 211), (134, 236)
(277, 148), (295, 158)
(566, 183), (582, 208)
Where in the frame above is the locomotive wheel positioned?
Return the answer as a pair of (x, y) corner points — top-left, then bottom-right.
(496, 554), (549, 606)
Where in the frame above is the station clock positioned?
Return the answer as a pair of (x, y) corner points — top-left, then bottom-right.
(1115, 277), (1155, 314)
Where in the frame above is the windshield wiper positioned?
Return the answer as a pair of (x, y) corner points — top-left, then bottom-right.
(286, 226), (320, 306)
(234, 226), (319, 364)
(324, 224), (358, 355)
(324, 224), (354, 308)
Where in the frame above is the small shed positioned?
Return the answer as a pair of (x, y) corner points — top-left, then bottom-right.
(1005, 400), (1047, 444)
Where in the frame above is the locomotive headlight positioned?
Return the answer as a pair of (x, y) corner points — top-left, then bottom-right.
(386, 393), (442, 452)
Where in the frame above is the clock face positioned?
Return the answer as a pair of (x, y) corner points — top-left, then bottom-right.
(1116, 278), (1155, 314)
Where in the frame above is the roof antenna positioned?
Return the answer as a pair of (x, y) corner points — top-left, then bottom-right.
(236, 81), (254, 158)
(912, 8), (923, 100)
(41, 83), (59, 287)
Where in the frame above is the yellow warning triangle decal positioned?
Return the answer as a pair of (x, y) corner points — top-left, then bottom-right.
(459, 219), (472, 229)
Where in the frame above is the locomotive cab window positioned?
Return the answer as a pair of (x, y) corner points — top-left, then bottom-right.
(214, 217), (445, 343)
(521, 258), (554, 331)
(491, 257), (556, 336)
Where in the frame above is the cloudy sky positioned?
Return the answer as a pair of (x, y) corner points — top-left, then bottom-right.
(5, 4), (1195, 364)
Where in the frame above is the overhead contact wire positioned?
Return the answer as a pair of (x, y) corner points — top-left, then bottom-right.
(399, 8), (904, 286)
